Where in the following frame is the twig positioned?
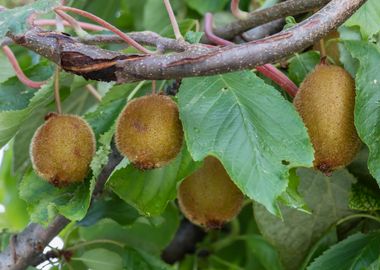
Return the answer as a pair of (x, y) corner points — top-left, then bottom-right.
(85, 84), (102, 101)
(54, 68), (62, 114)
(210, 0), (331, 41)
(55, 6), (153, 54)
(1, 46), (45, 89)
(35, 19), (106, 31)
(163, 0), (182, 40)
(231, 0), (248, 20)
(241, 19), (284, 42)
(55, 10), (89, 38)
(80, 31), (192, 52)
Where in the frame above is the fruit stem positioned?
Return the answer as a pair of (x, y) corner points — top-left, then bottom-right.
(152, 80), (157, 94)
(35, 19), (106, 31)
(1, 45), (46, 89)
(85, 84), (102, 101)
(127, 81), (146, 101)
(336, 214), (380, 226)
(319, 38), (326, 58)
(55, 10), (65, 32)
(204, 13), (232, 46)
(54, 68), (62, 114)
(55, 6), (153, 54)
(163, 0), (183, 40)
(204, 13), (298, 97)
(231, 0), (249, 20)
(256, 65), (298, 97)
(55, 9), (90, 38)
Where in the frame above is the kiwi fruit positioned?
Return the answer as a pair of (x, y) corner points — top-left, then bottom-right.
(115, 94), (183, 170)
(178, 156), (244, 229)
(30, 113), (96, 187)
(293, 63), (361, 173)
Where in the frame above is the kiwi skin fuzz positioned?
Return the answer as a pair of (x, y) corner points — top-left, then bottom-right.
(115, 94), (183, 170)
(30, 113), (96, 187)
(178, 156), (244, 229)
(293, 64), (361, 173)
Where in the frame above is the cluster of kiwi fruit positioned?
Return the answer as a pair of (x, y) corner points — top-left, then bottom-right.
(30, 93), (243, 228)
(294, 61), (361, 173)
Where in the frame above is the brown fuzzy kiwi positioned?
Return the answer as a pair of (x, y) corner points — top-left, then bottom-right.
(178, 156), (244, 229)
(115, 94), (183, 170)
(293, 63), (361, 173)
(30, 113), (96, 187)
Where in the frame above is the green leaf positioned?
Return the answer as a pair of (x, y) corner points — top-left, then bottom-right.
(367, 258), (380, 270)
(338, 26), (361, 77)
(0, 76), (54, 148)
(288, 51), (320, 86)
(0, 51), (15, 83)
(0, 62), (53, 112)
(122, 248), (173, 270)
(0, 0), (60, 43)
(344, 0), (380, 39)
(186, 0), (229, 14)
(349, 182), (380, 211)
(279, 168), (310, 213)
(254, 168), (355, 270)
(143, 0), (187, 34)
(78, 196), (139, 227)
(284, 16), (297, 30)
(243, 235), (283, 270)
(107, 146), (200, 216)
(308, 232), (380, 270)
(19, 170), (88, 225)
(0, 145), (29, 230)
(160, 19), (198, 38)
(178, 71), (314, 215)
(184, 31), (204, 44)
(344, 41), (380, 186)
(80, 248), (123, 270)
(79, 205), (179, 255)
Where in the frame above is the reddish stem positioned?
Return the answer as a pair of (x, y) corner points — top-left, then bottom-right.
(204, 13), (298, 97)
(256, 65), (298, 97)
(204, 13), (232, 46)
(85, 84), (102, 101)
(55, 6), (152, 54)
(231, 0), (248, 20)
(2, 46), (45, 89)
(163, 0), (182, 40)
(35, 19), (106, 31)
(55, 9), (89, 37)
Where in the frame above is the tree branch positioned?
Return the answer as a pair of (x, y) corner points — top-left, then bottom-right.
(0, 145), (123, 270)
(80, 31), (191, 52)
(8, 0), (366, 83)
(210, 0), (331, 41)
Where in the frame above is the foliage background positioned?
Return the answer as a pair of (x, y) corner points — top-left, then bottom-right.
(0, 0), (380, 269)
